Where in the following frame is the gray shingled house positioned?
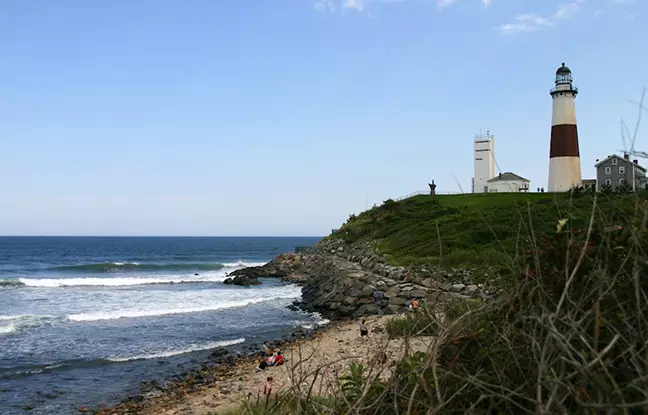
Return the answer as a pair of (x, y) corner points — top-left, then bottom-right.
(595, 153), (647, 191)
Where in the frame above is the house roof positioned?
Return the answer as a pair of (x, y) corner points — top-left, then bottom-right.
(487, 172), (530, 183)
(594, 154), (647, 171)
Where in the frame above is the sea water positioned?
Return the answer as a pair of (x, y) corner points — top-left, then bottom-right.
(0, 237), (325, 414)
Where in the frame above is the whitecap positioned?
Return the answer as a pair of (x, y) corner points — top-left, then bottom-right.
(67, 290), (301, 322)
(106, 338), (246, 362)
(18, 274), (229, 288)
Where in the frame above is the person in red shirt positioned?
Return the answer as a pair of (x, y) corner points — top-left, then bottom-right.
(272, 351), (285, 366)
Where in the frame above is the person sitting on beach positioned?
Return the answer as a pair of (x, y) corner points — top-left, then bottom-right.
(359, 320), (368, 340)
(266, 353), (276, 366)
(256, 357), (268, 372)
(271, 351), (285, 366)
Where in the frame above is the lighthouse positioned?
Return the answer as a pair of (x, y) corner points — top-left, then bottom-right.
(548, 63), (582, 192)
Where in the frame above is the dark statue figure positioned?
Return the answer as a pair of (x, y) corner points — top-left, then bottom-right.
(428, 180), (437, 196)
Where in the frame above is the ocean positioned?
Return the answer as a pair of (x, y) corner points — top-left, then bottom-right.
(0, 236), (324, 415)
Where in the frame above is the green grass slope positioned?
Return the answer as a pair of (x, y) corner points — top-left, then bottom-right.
(332, 192), (645, 268)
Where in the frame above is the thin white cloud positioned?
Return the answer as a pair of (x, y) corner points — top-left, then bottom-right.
(315, 0), (410, 14)
(499, 0), (585, 35)
(437, 0), (491, 8)
(316, 0), (489, 14)
(437, 0), (459, 7)
(344, 0), (365, 10)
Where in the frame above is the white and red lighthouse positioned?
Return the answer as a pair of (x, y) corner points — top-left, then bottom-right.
(548, 63), (582, 192)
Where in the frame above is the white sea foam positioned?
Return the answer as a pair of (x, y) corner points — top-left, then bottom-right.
(0, 314), (56, 335)
(0, 322), (16, 335)
(222, 261), (266, 268)
(18, 274), (230, 288)
(106, 338), (246, 362)
(67, 288), (302, 322)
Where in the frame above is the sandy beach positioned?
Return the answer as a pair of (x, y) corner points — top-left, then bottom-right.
(99, 315), (431, 415)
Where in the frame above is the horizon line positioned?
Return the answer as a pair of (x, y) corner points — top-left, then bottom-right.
(0, 235), (325, 238)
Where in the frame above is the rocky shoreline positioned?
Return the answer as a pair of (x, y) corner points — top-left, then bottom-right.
(96, 323), (332, 415)
(96, 237), (494, 414)
(228, 238), (498, 319)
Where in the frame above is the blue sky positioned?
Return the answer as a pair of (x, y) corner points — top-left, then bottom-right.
(0, 0), (645, 236)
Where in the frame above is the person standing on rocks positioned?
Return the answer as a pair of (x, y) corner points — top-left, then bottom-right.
(359, 319), (368, 340)
(374, 290), (383, 306)
(261, 341), (271, 358)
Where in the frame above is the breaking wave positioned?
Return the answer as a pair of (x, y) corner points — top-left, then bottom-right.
(49, 261), (264, 273)
(14, 274), (231, 288)
(106, 338), (246, 362)
(67, 292), (301, 322)
(0, 314), (58, 336)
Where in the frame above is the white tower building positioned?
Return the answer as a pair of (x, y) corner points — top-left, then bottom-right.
(473, 132), (495, 193)
(548, 63), (582, 192)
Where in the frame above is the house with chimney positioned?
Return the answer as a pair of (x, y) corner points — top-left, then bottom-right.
(595, 153), (647, 191)
(486, 172), (530, 193)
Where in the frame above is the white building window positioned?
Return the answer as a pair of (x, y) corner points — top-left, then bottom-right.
(605, 179), (612, 186)
(612, 158), (618, 165)
(605, 167), (611, 175)
(619, 166), (625, 174)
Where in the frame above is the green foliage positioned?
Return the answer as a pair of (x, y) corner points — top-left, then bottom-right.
(339, 362), (366, 402)
(385, 309), (438, 338)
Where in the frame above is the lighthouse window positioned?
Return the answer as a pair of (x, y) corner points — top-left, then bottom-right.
(619, 166), (625, 174)
(605, 179), (612, 186)
(619, 178), (626, 185)
(605, 167), (611, 175)
(612, 158), (618, 165)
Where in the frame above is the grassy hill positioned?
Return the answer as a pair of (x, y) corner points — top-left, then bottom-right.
(332, 191), (645, 268)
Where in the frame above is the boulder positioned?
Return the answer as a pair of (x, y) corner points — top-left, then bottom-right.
(354, 304), (380, 317)
(388, 296), (408, 306)
(464, 284), (479, 297)
(384, 304), (408, 315)
(410, 290), (427, 298)
(222, 275), (261, 286)
(451, 283), (466, 293)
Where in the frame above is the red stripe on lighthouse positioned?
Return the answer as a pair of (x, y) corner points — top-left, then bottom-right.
(550, 124), (579, 158)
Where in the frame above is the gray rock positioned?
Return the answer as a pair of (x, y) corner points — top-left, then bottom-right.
(464, 285), (479, 296)
(426, 292), (440, 303)
(441, 282), (453, 291)
(389, 296), (408, 306)
(410, 290), (427, 298)
(360, 285), (376, 296)
(421, 279), (442, 290)
(354, 304), (380, 317)
(384, 304), (408, 315)
(451, 283), (466, 293)
(346, 288), (361, 298)
(343, 296), (355, 306)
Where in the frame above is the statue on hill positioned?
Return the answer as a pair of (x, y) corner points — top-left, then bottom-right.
(428, 180), (437, 196)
